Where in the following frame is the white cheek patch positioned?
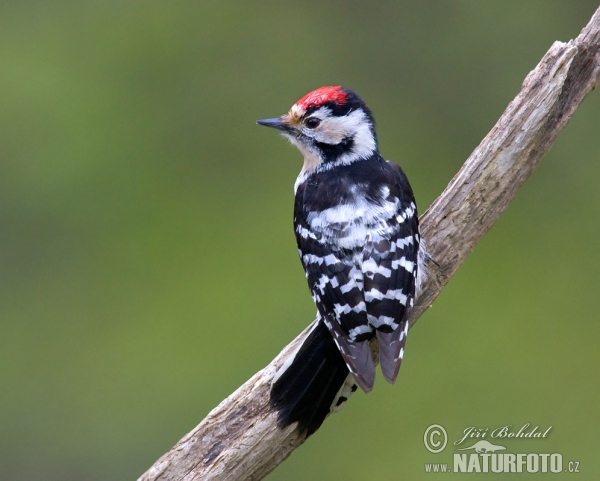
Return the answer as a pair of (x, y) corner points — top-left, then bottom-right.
(335, 109), (376, 163)
(308, 109), (376, 170)
(304, 108), (375, 152)
(310, 108), (346, 144)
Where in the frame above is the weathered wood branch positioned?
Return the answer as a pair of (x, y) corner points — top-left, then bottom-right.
(139, 8), (600, 481)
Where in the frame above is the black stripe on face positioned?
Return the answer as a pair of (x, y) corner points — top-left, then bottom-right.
(315, 136), (354, 163)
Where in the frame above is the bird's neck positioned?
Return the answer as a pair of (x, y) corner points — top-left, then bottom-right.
(294, 148), (381, 195)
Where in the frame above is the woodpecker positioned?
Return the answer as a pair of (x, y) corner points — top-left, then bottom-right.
(257, 86), (424, 435)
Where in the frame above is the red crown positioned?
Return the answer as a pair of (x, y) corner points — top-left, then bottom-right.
(295, 86), (347, 110)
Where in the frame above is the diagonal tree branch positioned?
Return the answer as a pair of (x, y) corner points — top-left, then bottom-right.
(139, 7), (600, 481)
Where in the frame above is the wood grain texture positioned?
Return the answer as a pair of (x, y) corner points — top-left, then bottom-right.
(139, 7), (600, 481)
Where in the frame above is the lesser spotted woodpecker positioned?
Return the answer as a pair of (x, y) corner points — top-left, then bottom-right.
(257, 86), (424, 435)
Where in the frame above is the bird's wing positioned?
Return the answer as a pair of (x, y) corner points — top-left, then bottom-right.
(296, 228), (376, 393)
(362, 195), (419, 384)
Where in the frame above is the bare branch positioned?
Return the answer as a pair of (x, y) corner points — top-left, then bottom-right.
(139, 8), (600, 481)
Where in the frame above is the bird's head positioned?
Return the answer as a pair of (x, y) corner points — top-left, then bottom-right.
(257, 86), (377, 173)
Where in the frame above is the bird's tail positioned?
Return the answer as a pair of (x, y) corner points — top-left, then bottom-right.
(270, 318), (357, 436)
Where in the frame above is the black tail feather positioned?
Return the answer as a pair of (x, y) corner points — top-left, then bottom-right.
(270, 319), (350, 436)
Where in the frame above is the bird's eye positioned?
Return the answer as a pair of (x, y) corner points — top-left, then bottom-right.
(305, 117), (321, 129)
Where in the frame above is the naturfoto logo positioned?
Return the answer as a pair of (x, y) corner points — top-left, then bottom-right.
(423, 423), (580, 474)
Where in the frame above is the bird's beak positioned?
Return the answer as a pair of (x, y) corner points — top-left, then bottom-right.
(256, 117), (289, 131)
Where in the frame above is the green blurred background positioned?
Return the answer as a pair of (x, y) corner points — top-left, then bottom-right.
(1, 1), (599, 480)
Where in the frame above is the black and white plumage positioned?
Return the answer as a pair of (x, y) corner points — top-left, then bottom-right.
(258, 86), (424, 435)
